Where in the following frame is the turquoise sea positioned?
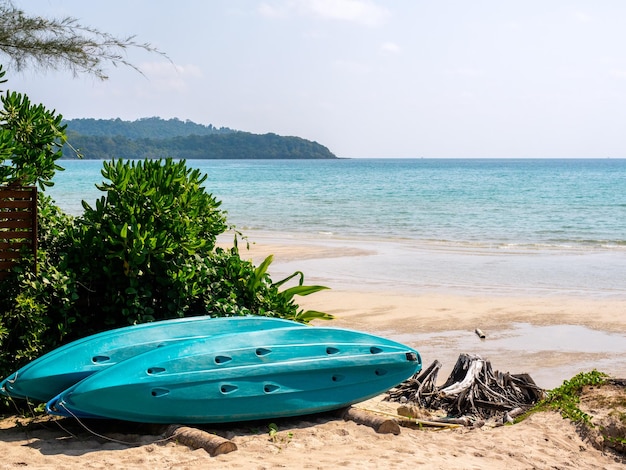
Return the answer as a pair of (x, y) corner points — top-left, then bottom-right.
(49, 158), (626, 299)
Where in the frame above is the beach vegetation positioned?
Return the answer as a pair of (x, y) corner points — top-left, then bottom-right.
(268, 422), (293, 445)
(0, 156), (332, 382)
(529, 371), (626, 456)
(0, 65), (66, 189)
(0, 67), (331, 388)
(531, 370), (608, 425)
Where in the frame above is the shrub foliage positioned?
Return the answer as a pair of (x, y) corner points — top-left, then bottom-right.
(0, 66), (331, 383)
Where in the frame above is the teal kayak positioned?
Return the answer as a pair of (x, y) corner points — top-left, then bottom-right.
(1, 316), (304, 402)
(47, 326), (421, 423)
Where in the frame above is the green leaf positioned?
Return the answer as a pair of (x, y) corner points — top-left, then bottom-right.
(250, 255), (274, 292)
(281, 285), (329, 302)
(291, 310), (335, 323)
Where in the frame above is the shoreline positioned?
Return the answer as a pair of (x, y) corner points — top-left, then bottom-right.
(227, 231), (626, 390)
(226, 230), (626, 299)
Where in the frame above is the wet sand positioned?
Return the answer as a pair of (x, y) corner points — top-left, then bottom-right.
(236, 232), (626, 389)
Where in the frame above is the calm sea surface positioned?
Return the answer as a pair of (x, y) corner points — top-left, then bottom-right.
(48, 158), (626, 299)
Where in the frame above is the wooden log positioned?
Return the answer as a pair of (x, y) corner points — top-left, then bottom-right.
(439, 357), (484, 397)
(165, 425), (237, 456)
(503, 407), (527, 424)
(340, 407), (401, 435)
(475, 328), (486, 339)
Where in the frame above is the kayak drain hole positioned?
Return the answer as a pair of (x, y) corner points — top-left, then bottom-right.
(326, 347), (340, 355)
(220, 384), (238, 394)
(92, 355), (110, 363)
(215, 355), (232, 364)
(332, 374), (345, 382)
(151, 388), (170, 397)
(147, 367), (166, 375)
(370, 347), (383, 354)
(375, 369), (387, 376)
(256, 348), (272, 356)
(264, 384), (280, 393)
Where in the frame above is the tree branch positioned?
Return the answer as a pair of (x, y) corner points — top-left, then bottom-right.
(0, 1), (170, 80)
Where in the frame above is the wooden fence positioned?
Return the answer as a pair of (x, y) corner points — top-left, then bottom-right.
(0, 186), (37, 279)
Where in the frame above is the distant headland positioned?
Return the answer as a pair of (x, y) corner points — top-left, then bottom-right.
(62, 117), (337, 160)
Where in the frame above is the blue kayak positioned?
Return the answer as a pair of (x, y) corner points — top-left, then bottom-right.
(47, 326), (421, 423)
(1, 316), (304, 402)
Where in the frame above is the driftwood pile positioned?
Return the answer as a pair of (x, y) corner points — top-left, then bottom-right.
(387, 353), (545, 423)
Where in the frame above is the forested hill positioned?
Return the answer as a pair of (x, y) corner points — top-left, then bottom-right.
(62, 117), (337, 160)
(66, 117), (236, 139)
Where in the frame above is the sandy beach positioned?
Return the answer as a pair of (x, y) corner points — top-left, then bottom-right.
(1, 235), (625, 468)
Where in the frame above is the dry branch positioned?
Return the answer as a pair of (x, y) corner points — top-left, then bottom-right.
(387, 353), (545, 422)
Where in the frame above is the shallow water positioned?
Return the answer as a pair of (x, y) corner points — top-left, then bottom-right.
(258, 234), (626, 299)
(385, 323), (626, 389)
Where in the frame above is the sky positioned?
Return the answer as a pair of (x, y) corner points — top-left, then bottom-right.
(6, 1), (626, 158)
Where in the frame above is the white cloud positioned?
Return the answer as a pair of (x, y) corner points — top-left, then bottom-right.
(257, 2), (289, 19)
(380, 41), (400, 54)
(140, 62), (202, 78)
(448, 68), (485, 78)
(333, 59), (371, 75)
(610, 69), (626, 79)
(138, 62), (203, 93)
(572, 10), (592, 23)
(258, 0), (390, 26)
(305, 0), (390, 26)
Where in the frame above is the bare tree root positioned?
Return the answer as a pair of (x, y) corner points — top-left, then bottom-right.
(387, 353), (545, 423)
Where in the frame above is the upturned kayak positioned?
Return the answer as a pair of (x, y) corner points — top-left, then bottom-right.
(1, 316), (304, 402)
(47, 325), (421, 423)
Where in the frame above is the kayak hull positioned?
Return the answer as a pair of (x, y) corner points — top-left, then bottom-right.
(1, 316), (303, 402)
(47, 326), (421, 423)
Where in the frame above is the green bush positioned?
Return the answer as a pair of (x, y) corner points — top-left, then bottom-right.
(0, 66), (331, 386)
(1, 158), (332, 381)
(0, 66), (66, 190)
(66, 157), (230, 327)
(534, 370), (608, 425)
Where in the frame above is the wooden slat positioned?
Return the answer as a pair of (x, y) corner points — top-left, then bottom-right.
(0, 188), (36, 198)
(0, 231), (34, 239)
(0, 251), (25, 261)
(0, 220), (33, 229)
(0, 200), (33, 209)
(0, 185), (37, 275)
(0, 260), (18, 269)
(0, 240), (30, 248)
